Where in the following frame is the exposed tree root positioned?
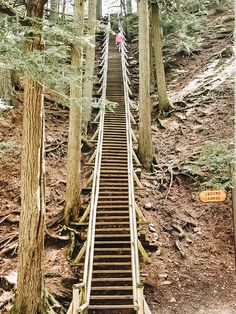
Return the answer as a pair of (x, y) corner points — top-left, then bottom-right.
(45, 228), (69, 241)
(43, 290), (62, 314)
(0, 238), (18, 257)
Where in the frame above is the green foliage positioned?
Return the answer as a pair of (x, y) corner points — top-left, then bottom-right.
(121, 14), (139, 40)
(0, 14), (101, 108)
(0, 17), (83, 100)
(0, 140), (19, 159)
(160, 1), (206, 55)
(183, 142), (233, 190)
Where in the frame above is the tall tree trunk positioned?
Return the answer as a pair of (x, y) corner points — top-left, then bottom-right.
(138, 0), (153, 170)
(150, 41), (155, 92)
(11, 79), (45, 314)
(149, 9), (155, 92)
(0, 66), (13, 104)
(61, 0), (66, 18)
(49, 0), (59, 22)
(82, 0), (96, 132)
(151, 3), (171, 112)
(120, 0), (126, 15)
(126, 0), (132, 14)
(64, 0), (84, 225)
(96, 0), (102, 20)
(11, 1), (46, 313)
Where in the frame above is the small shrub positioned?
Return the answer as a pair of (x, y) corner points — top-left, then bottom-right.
(183, 142), (233, 190)
(0, 140), (19, 160)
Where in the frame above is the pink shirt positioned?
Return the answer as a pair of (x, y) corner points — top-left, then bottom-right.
(116, 33), (124, 44)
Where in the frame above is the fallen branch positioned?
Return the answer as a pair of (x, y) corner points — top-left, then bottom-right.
(0, 291), (14, 310)
(0, 240), (18, 257)
(165, 166), (174, 200)
(45, 140), (67, 153)
(175, 238), (186, 259)
(45, 228), (69, 241)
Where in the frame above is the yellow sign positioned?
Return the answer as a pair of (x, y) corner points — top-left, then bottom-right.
(199, 190), (227, 203)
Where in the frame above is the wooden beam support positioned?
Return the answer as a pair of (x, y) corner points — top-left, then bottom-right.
(138, 239), (151, 264)
(137, 286), (144, 314)
(88, 149), (96, 163)
(135, 203), (145, 222)
(132, 150), (141, 166)
(133, 170), (142, 188)
(130, 112), (136, 124)
(86, 172), (94, 187)
(79, 204), (91, 223)
(144, 299), (152, 314)
(131, 129), (138, 143)
(73, 242), (87, 264)
(94, 111), (101, 123)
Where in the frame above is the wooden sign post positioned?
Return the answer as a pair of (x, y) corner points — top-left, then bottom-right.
(199, 190), (227, 203)
(199, 190), (226, 203)
(231, 160), (236, 268)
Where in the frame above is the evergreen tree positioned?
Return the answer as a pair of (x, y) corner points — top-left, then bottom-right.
(138, 0), (153, 170)
(82, 0), (97, 132)
(64, 0), (85, 225)
(151, 1), (171, 112)
(10, 1), (46, 312)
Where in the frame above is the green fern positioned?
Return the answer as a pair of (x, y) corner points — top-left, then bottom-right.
(183, 142), (233, 190)
(0, 140), (20, 160)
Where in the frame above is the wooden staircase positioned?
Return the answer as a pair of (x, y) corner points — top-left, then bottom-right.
(88, 36), (135, 314)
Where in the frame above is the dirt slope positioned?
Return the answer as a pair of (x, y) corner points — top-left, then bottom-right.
(0, 10), (235, 314)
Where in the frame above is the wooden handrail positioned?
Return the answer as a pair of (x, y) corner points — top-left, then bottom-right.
(120, 26), (143, 312)
(67, 24), (110, 314)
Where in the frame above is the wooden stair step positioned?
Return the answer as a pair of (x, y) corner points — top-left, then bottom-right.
(100, 173), (128, 176)
(95, 234), (130, 238)
(98, 195), (128, 199)
(96, 222), (130, 225)
(78, 262), (131, 267)
(95, 241), (130, 244)
(90, 295), (133, 299)
(99, 178), (128, 182)
(92, 269), (131, 274)
(102, 141), (127, 144)
(99, 187), (129, 190)
(94, 248), (130, 252)
(96, 211), (129, 215)
(91, 286), (133, 290)
(99, 184), (128, 187)
(98, 200), (128, 204)
(92, 278), (132, 282)
(88, 305), (134, 309)
(102, 151), (127, 154)
(97, 204), (128, 207)
(100, 166), (128, 170)
(103, 135), (126, 138)
(96, 227), (130, 232)
(94, 253), (131, 257)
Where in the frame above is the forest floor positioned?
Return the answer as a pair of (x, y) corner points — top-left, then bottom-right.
(0, 10), (235, 314)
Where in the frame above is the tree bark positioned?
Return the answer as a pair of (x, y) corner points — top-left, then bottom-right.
(64, 0), (84, 225)
(149, 9), (155, 92)
(11, 79), (45, 314)
(138, 0), (153, 170)
(61, 0), (66, 18)
(0, 66), (13, 104)
(96, 0), (102, 20)
(126, 0), (132, 14)
(82, 0), (96, 132)
(151, 3), (171, 112)
(10, 2), (46, 313)
(49, 0), (59, 22)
